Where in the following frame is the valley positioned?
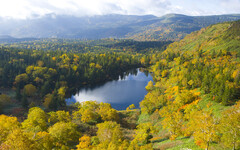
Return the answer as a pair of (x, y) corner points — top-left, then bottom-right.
(0, 14), (239, 150)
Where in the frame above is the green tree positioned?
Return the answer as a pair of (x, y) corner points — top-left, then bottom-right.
(15, 86), (22, 102)
(48, 89), (59, 110)
(15, 73), (29, 88)
(23, 84), (37, 97)
(21, 92), (29, 109)
(0, 94), (11, 107)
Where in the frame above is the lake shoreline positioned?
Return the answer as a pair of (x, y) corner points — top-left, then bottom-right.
(66, 68), (153, 110)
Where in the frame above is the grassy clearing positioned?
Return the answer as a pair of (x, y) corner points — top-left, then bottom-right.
(198, 94), (229, 117)
(118, 109), (140, 127)
(153, 137), (202, 150)
(0, 88), (16, 98)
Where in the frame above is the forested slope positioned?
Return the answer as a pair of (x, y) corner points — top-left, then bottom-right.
(0, 21), (239, 150)
(140, 20), (240, 149)
(127, 14), (240, 41)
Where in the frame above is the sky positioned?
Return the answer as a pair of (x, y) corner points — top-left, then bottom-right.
(0, 0), (240, 19)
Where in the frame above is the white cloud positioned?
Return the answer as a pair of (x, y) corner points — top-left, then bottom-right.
(220, 0), (240, 13)
(0, 0), (239, 19)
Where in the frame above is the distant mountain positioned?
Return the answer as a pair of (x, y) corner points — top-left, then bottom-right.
(0, 13), (240, 41)
(127, 14), (240, 41)
(0, 35), (37, 43)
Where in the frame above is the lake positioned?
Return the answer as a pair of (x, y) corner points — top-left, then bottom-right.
(66, 68), (153, 110)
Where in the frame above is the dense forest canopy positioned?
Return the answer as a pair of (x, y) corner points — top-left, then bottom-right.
(0, 20), (240, 150)
(0, 38), (171, 54)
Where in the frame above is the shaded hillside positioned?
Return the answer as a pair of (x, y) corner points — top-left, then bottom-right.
(0, 14), (240, 41)
(0, 14), (157, 39)
(127, 14), (240, 41)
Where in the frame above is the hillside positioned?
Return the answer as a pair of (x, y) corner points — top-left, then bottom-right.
(140, 20), (240, 149)
(0, 21), (239, 150)
(164, 20), (240, 53)
(127, 14), (240, 41)
(0, 14), (240, 41)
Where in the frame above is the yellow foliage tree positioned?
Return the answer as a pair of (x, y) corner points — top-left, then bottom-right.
(96, 121), (123, 144)
(126, 104), (135, 111)
(48, 110), (71, 124)
(160, 109), (183, 140)
(132, 123), (155, 145)
(73, 101), (100, 123)
(145, 81), (154, 91)
(26, 66), (35, 74)
(58, 86), (67, 100)
(23, 84), (37, 97)
(187, 110), (218, 150)
(15, 73), (29, 85)
(48, 122), (80, 148)
(218, 101), (240, 150)
(43, 94), (53, 109)
(0, 115), (20, 142)
(232, 70), (239, 79)
(22, 107), (47, 132)
(2, 129), (36, 150)
(77, 135), (91, 150)
(35, 131), (54, 150)
(97, 103), (119, 122)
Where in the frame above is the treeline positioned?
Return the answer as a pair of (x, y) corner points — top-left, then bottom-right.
(0, 38), (171, 53)
(0, 46), (149, 111)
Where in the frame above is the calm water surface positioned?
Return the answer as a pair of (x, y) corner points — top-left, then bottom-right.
(66, 69), (153, 110)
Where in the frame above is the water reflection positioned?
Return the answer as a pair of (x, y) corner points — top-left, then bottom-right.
(66, 68), (153, 110)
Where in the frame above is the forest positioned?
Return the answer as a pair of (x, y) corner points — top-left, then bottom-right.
(0, 20), (240, 150)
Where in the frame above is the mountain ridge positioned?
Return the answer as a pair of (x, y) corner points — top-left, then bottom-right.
(0, 13), (240, 41)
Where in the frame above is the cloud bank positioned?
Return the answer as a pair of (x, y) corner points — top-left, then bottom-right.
(0, 0), (240, 19)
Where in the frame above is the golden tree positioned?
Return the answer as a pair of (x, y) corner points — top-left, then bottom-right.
(76, 135), (91, 150)
(0, 115), (20, 143)
(187, 110), (218, 150)
(48, 122), (80, 148)
(22, 107), (47, 132)
(96, 121), (123, 144)
(219, 101), (240, 150)
(23, 84), (37, 97)
(2, 129), (36, 150)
